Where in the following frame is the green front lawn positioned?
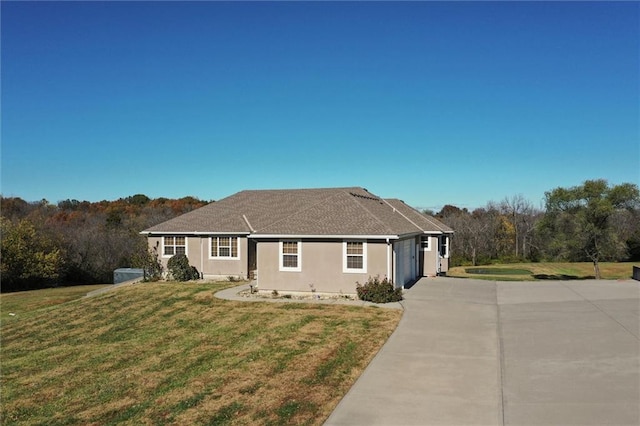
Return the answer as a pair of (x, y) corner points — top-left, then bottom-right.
(1, 282), (401, 425)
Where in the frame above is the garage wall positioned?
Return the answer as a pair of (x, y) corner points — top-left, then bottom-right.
(421, 235), (439, 276)
(419, 234), (452, 276)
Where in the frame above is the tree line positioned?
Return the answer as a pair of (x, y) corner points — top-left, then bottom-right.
(1, 195), (208, 292)
(1, 179), (638, 292)
(434, 179), (640, 278)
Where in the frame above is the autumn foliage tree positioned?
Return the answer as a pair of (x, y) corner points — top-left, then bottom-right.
(0, 194), (208, 292)
(1, 218), (65, 292)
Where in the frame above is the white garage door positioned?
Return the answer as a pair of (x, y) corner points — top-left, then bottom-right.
(403, 240), (411, 284)
(395, 239), (416, 287)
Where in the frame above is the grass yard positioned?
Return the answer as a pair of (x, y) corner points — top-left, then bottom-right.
(0, 284), (110, 325)
(1, 282), (401, 425)
(449, 262), (639, 281)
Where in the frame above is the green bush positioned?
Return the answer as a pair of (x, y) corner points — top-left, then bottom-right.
(167, 254), (200, 282)
(356, 276), (403, 303)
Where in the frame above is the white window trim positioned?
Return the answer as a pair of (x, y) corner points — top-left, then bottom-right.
(440, 236), (449, 258)
(209, 236), (240, 260)
(162, 236), (188, 258)
(279, 240), (302, 272)
(421, 236), (432, 251)
(343, 240), (367, 273)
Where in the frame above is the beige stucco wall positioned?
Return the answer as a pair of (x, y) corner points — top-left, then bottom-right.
(146, 235), (247, 279)
(146, 233), (450, 287)
(200, 237), (248, 278)
(256, 239), (390, 294)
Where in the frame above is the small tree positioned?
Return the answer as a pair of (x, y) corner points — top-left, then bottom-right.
(167, 254), (200, 282)
(137, 245), (163, 282)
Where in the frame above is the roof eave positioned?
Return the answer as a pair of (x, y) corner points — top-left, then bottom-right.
(141, 231), (251, 236)
(248, 234), (400, 240)
(421, 230), (455, 235)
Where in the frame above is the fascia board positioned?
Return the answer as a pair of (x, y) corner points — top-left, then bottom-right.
(396, 232), (423, 239)
(141, 231), (251, 236)
(420, 231), (455, 236)
(248, 234), (400, 240)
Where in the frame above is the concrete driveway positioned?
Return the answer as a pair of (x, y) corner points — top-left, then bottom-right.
(324, 277), (640, 426)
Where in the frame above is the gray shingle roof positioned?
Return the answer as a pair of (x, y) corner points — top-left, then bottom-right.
(143, 187), (453, 237)
(383, 199), (453, 233)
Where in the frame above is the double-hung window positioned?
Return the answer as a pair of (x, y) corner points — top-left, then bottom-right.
(163, 236), (186, 256)
(211, 237), (239, 259)
(280, 240), (301, 272)
(343, 241), (367, 273)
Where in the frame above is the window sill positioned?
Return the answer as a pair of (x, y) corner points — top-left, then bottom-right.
(343, 269), (366, 274)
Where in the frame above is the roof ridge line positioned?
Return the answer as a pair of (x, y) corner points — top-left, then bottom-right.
(381, 199), (424, 232)
(348, 190), (398, 235)
(387, 198), (452, 233)
(418, 211), (450, 232)
(391, 198), (452, 233)
(242, 214), (256, 233)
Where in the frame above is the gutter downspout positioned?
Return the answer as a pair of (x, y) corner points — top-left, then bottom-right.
(386, 238), (391, 281)
(200, 237), (204, 278)
(391, 239), (398, 288)
(243, 215), (256, 282)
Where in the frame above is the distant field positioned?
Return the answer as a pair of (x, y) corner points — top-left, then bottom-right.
(448, 262), (639, 281)
(465, 267), (532, 276)
(1, 282), (401, 425)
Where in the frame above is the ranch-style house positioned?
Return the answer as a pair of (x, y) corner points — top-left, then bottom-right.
(142, 187), (453, 295)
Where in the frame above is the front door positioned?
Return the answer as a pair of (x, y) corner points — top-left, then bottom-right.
(248, 239), (257, 280)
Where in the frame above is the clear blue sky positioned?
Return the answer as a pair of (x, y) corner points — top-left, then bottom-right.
(2, 1), (638, 211)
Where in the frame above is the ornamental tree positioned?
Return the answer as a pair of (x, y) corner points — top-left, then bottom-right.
(541, 179), (640, 279)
